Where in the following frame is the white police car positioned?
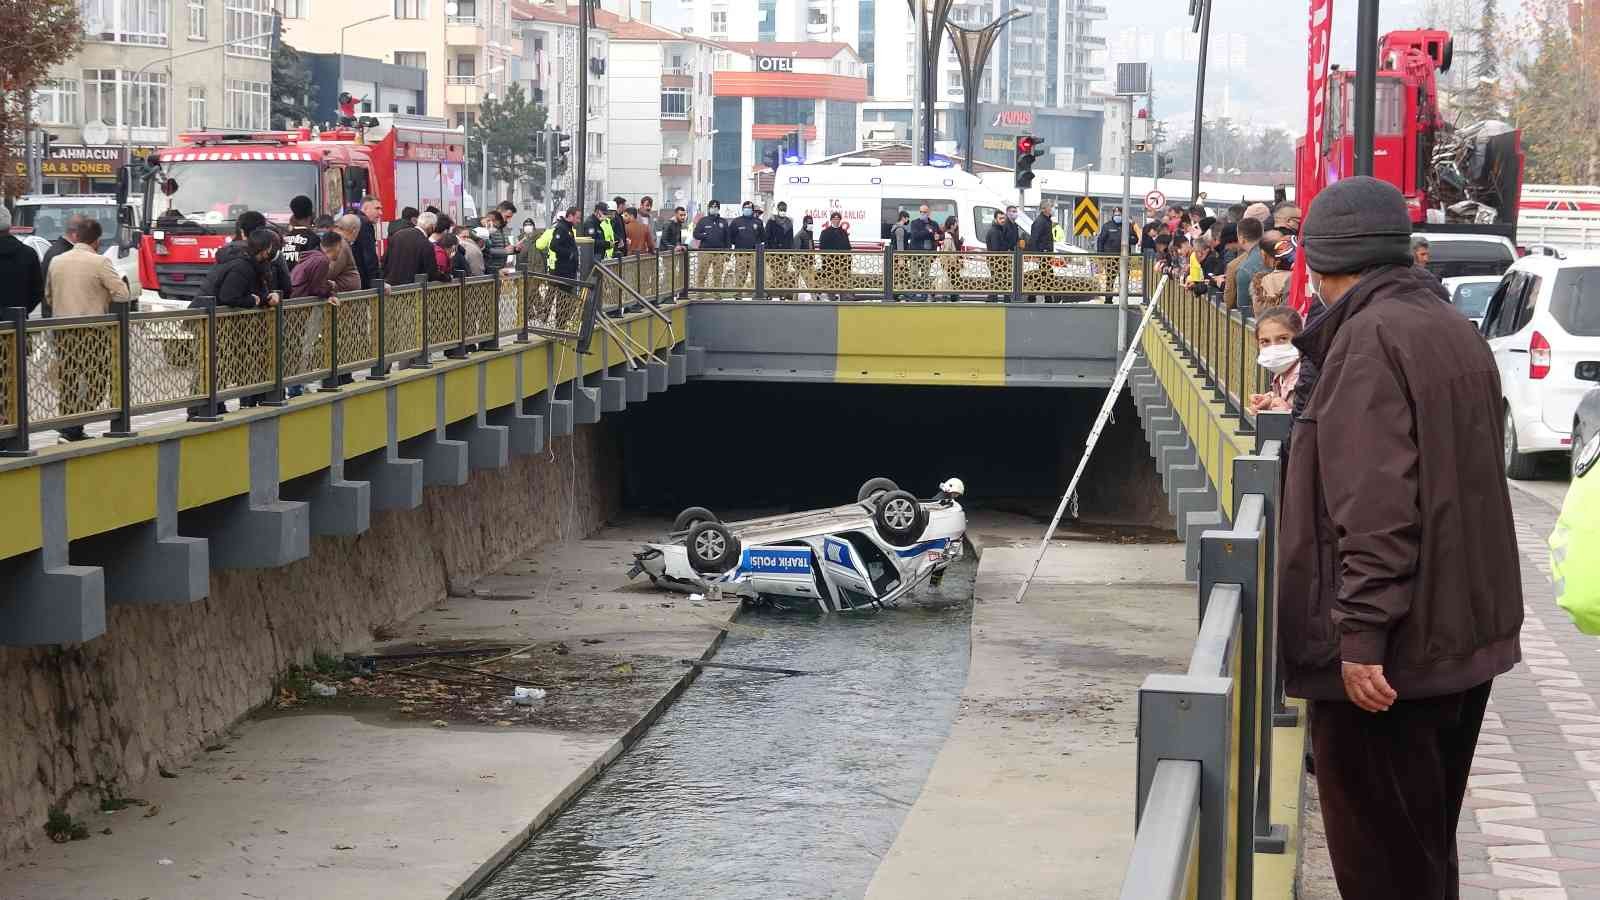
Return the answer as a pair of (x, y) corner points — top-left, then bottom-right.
(628, 477), (968, 613)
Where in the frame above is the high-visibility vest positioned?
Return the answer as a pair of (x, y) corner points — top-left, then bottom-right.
(1552, 435), (1600, 633)
(1051, 223), (1065, 245)
(599, 218), (618, 257)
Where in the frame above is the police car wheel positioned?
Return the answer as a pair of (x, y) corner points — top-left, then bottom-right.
(686, 521), (740, 574)
(874, 490), (928, 546)
(673, 506), (719, 533)
(857, 477), (899, 503)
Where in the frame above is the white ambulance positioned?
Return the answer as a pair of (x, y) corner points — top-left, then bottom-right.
(773, 161), (1029, 250)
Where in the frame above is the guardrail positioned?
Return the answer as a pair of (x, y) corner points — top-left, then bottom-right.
(671, 247), (1142, 302)
(1118, 408), (1296, 899)
(0, 269), (611, 457)
(1158, 275), (1268, 432)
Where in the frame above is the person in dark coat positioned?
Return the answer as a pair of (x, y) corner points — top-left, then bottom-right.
(0, 206), (44, 315)
(1028, 200), (1057, 252)
(984, 209), (1012, 301)
(1278, 176), (1522, 900)
(201, 228), (277, 309)
(382, 211), (441, 286)
(584, 203), (615, 260)
(388, 206), (419, 239)
(354, 197), (382, 289)
(549, 207), (580, 279)
(659, 207), (689, 251)
(610, 196), (630, 259)
(815, 211), (852, 300)
(692, 202), (731, 288)
(998, 206), (1025, 250)
(41, 213), (84, 292)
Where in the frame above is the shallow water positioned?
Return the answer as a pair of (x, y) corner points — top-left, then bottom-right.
(471, 557), (975, 900)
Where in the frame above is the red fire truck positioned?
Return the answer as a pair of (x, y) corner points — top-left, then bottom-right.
(1300, 28), (1524, 233)
(136, 113), (466, 300)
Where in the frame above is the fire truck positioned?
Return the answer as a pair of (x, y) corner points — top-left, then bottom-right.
(134, 113), (466, 300)
(1300, 28), (1525, 235)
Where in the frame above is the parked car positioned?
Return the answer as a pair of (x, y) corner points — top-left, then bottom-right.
(628, 477), (967, 614)
(1422, 231), (1518, 280)
(1481, 252), (1600, 479)
(1443, 275), (1501, 329)
(1574, 387), (1600, 477)
(10, 194), (143, 300)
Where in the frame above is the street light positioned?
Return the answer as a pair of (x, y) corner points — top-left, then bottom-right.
(339, 15), (390, 110)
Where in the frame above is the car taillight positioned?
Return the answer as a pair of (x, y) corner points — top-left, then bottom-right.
(1530, 331), (1552, 380)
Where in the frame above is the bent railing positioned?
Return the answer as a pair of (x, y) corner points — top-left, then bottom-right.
(0, 268), (605, 456)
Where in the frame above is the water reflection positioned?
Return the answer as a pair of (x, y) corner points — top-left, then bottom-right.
(472, 559), (974, 900)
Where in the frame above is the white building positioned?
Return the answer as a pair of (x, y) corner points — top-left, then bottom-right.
(605, 19), (721, 214)
(513, 0), (611, 213)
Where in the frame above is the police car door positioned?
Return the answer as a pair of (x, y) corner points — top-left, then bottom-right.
(738, 545), (823, 608)
(818, 536), (879, 610)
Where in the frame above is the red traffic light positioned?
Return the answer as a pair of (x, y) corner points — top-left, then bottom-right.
(1016, 136), (1037, 155)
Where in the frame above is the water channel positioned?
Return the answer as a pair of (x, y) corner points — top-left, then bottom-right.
(471, 556), (976, 900)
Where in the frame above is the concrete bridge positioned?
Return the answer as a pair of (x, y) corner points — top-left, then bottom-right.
(0, 250), (1303, 897)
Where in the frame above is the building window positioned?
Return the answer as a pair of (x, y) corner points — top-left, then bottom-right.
(84, 69), (168, 130)
(224, 78), (269, 129)
(587, 82), (604, 112)
(394, 0), (425, 19)
(187, 0), (206, 38)
(758, 0), (776, 42)
(33, 79), (80, 126)
(187, 85), (207, 128)
(394, 51), (426, 69)
(710, 9), (727, 38)
(81, 0), (170, 46)
(448, 0), (475, 22)
(224, 0), (271, 58)
(586, 131), (602, 157)
(660, 88), (689, 118)
(281, 0), (308, 18)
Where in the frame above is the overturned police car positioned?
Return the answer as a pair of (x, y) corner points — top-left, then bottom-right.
(627, 477), (967, 613)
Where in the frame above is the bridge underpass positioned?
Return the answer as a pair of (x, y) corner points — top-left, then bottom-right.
(0, 252), (1309, 899)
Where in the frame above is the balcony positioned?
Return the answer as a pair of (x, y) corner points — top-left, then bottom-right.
(1082, 3), (1108, 17)
(445, 76), (482, 106)
(446, 16), (485, 48)
(662, 72), (693, 90)
(660, 162), (692, 177)
(660, 110), (692, 131)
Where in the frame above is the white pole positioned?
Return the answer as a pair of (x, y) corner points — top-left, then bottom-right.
(1118, 96), (1134, 352)
(914, 0), (926, 165)
(1013, 275), (1168, 605)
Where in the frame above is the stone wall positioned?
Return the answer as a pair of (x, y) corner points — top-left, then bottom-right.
(0, 423), (622, 863)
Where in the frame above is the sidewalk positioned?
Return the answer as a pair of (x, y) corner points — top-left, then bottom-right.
(865, 533), (1197, 900)
(0, 519), (735, 900)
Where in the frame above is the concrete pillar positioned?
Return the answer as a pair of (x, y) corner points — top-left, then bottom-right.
(397, 375), (469, 488)
(667, 347), (689, 386)
(0, 462), (105, 646)
(646, 359), (670, 394)
(684, 345), (707, 377)
(180, 419), (311, 570)
(74, 440), (210, 602)
(488, 351), (546, 456)
(344, 385), (424, 511)
(445, 362), (510, 473)
(618, 363), (649, 404)
(279, 399), (372, 537)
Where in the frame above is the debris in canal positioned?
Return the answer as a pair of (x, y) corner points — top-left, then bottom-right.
(679, 659), (818, 677)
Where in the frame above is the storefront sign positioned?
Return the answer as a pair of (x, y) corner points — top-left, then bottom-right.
(982, 136), (1016, 151)
(8, 144), (127, 178)
(990, 110), (1034, 129)
(755, 55), (796, 73)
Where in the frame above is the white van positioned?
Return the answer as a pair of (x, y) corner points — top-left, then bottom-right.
(773, 162), (1027, 250)
(11, 194), (144, 301)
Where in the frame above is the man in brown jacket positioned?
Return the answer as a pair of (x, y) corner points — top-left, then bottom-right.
(623, 207), (655, 256)
(43, 219), (131, 441)
(1221, 216), (1262, 313)
(1279, 176), (1522, 899)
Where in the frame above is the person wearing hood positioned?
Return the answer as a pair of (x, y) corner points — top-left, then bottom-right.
(0, 206), (44, 315)
(692, 201), (730, 288)
(1277, 176), (1521, 900)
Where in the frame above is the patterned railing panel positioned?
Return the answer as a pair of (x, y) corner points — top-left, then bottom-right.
(129, 311), (208, 414)
(0, 325), (16, 437)
(756, 250), (886, 297)
(888, 252), (1016, 296)
(425, 282), (464, 350)
(280, 301), (332, 383)
(527, 276), (585, 337)
(214, 309), (274, 400)
(334, 292), (379, 373)
(26, 319), (121, 429)
(1021, 253), (1119, 296)
(497, 273), (522, 335)
(384, 285), (424, 359)
(688, 250), (757, 294)
(462, 277), (498, 344)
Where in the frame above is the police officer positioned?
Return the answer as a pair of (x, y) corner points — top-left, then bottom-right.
(727, 201), (765, 291)
(765, 201), (796, 292)
(692, 201), (730, 288)
(584, 202), (616, 259)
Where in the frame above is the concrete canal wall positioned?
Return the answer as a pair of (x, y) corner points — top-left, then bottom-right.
(0, 422), (622, 863)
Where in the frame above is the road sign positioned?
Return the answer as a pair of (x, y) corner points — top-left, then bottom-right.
(1073, 196), (1100, 238)
(1144, 190), (1167, 212)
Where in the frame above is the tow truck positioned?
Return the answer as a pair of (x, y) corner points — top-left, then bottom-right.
(1299, 28), (1525, 271)
(134, 113), (466, 301)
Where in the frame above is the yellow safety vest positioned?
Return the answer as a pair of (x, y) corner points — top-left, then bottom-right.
(536, 227), (556, 269)
(1552, 434), (1600, 633)
(1052, 223), (1065, 245)
(599, 218), (618, 258)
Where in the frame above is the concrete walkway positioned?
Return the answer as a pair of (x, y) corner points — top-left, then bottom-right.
(0, 519), (735, 900)
(865, 533), (1196, 900)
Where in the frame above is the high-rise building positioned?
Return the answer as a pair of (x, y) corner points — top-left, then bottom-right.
(28, 0), (275, 194)
(682, 0), (1107, 168)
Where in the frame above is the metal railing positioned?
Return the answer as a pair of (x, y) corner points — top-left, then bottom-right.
(0, 268), (608, 456)
(672, 247), (1141, 302)
(1157, 274), (1267, 433)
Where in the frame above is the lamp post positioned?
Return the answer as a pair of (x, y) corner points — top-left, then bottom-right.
(339, 14), (389, 111)
(1188, 0), (1213, 207)
(945, 9), (1027, 174)
(904, 0), (959, 166)
(1354, 0), (1380, 175)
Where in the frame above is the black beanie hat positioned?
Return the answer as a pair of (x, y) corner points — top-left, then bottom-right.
(1300, 176), (1414, 275)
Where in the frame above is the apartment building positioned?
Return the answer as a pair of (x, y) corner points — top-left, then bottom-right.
(606, 19), (721, 213)
(26, 0), (274, 194)
(511, 0), (610, 215)
(280, 0), (516, 129)
(683, 0), (1108, 169)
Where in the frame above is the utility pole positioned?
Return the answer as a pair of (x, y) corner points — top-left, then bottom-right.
(576, 0), (591, 217)
(545, 127), (557, 226)
(1189, 0), (1213, 206)
(1354, 0), (1380, 176)
(913, 0), (926, 165)
(1119, 94), (1134, 353)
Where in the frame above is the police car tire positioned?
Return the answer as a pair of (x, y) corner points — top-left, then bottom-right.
(874, 490), (928, 546)
(686, 521), (741, 574)
(673, 506), (719, 532)
(857, 477), (900, 503)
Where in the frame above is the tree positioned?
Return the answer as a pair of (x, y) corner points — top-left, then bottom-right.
(1509, 0), (1600, 182)
(1165, 119), (1293, 177)
(0, 0), (81, 198)
(468, 84), (550, 204)
(1462, 0), (1503, 122)
(271, 42), (314, 130)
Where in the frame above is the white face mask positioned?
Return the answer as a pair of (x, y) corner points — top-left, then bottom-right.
(1258, 343), (1301, 375)
(1307, 272), (1326, 306)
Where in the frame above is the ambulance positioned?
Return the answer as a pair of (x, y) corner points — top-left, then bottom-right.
(772, 161), (1028, 250)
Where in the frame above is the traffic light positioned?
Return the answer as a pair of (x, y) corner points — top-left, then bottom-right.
(763, 144), (781, 170)
(42, 132), (58, 159)
(1156, 151), (1174, 178)
(554, 130), (572, 174)
(1014, 135), (1044, 189)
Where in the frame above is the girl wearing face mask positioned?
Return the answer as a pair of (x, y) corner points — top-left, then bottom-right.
(1248, 306), (1304, 414)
